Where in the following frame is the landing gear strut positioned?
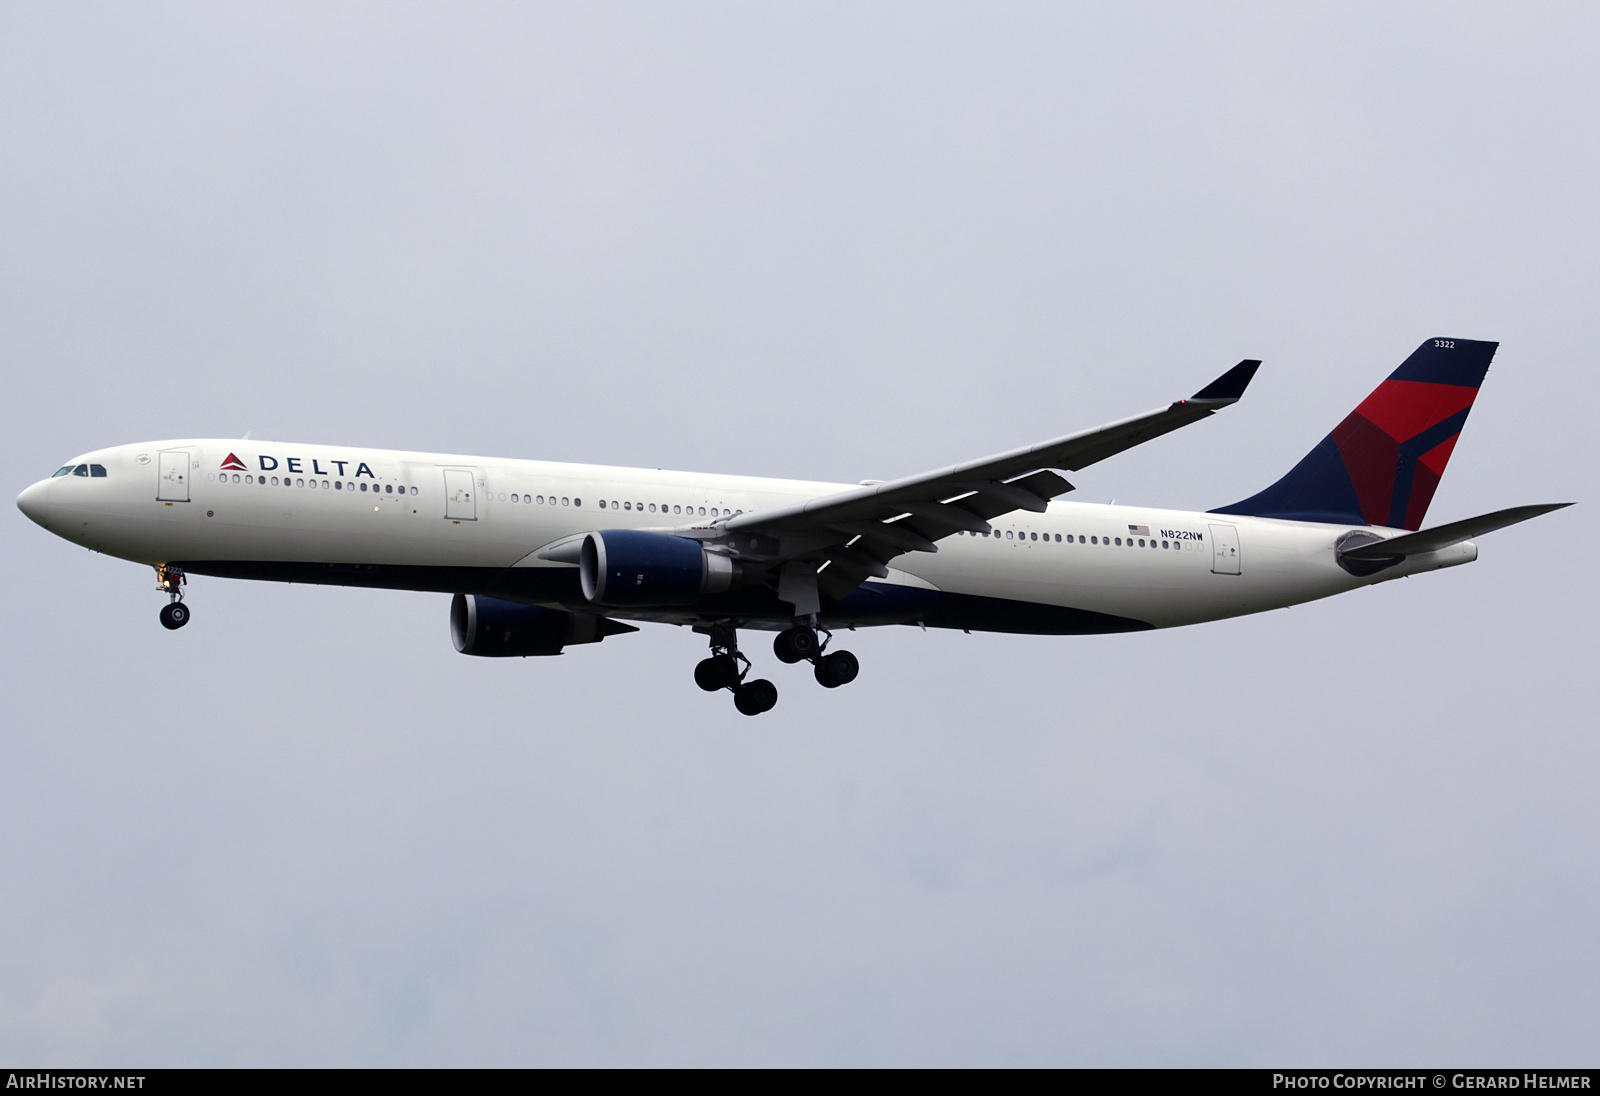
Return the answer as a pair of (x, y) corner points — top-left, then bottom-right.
(774, 623), (860, 689)
(156, 565), (190, 630)
(696, 622), (778, 716)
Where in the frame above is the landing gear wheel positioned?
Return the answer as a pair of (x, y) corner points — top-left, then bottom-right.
(694, 654), (740, 692)
(159, 602), (190, 630)
(734, 678), (778, 715)
(814, 649), (858, 688)
(773, 626), (819, 664)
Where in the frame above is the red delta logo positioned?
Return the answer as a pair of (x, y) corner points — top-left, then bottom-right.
(220, 453), (248, 471)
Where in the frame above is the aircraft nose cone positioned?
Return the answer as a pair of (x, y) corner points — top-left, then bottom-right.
(16, 480), (50, 528)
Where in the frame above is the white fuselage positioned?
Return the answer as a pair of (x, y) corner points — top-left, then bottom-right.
(18, 438), (1476, 633)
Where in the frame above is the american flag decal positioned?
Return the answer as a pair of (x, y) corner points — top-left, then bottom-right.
(1128, 524), (1150, 536)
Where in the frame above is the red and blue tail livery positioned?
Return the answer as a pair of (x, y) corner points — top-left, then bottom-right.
(1213, 338), (1496, 529)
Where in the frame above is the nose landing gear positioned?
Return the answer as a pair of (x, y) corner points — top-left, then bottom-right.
(156, 565), (190, 630)
(774, 623), (859, 689)
(696, 622), (778, 716)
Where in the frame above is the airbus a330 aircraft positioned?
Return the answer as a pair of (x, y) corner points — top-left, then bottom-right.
(16, 337), (1568, 715)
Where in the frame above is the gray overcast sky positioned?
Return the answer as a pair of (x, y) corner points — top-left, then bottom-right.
(2, 2), (1596, 1066)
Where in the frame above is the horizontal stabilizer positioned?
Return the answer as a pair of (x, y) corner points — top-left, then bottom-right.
(1340, 503), (1572, 560)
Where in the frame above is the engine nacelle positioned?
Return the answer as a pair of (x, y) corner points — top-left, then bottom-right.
(579, 529), (735, 607)
(450, 593), (632, 656)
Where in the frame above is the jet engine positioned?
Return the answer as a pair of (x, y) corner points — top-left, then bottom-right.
(450, 593), (635, 656)
(579, 529), (735, 607)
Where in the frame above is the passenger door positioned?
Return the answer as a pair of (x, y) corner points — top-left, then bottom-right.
(1208, 523), (1241, 575)
(443, 468), (477, 520)
(157, 450), (190, 502)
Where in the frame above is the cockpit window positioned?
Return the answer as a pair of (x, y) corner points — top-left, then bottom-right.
(52, 466), (73, 477)
(90, 464), (107, 477)
(72, 464), (89, 476)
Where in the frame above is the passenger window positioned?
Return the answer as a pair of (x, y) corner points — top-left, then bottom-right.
(1138, 539), (1144, 547)
(386, 484), (393, 494)
(673, 505), (681, 514)
(562, 497), (569, 506)
(649, 503), (656, 512)
(1091, 536), (1097, 544)
(360, 482), (367, 492)
(574, 498), (581, 507)
(90, 464), (107, 477)
(334, 480), (341, 490)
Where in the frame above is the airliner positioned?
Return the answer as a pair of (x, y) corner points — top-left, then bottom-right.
(15, 337), (1568, 715)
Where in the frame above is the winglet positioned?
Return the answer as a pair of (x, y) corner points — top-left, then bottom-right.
(1189, 359), (1261, 404)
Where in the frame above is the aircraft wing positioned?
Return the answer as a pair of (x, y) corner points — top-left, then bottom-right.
(721, 359), (1261, 597)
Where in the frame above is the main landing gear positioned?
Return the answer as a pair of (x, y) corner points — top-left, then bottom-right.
(694, 621), (861, 716)
(695, 623), (778, 716)
(156, 564), (190, 630)
(774, 623), (859, 689)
